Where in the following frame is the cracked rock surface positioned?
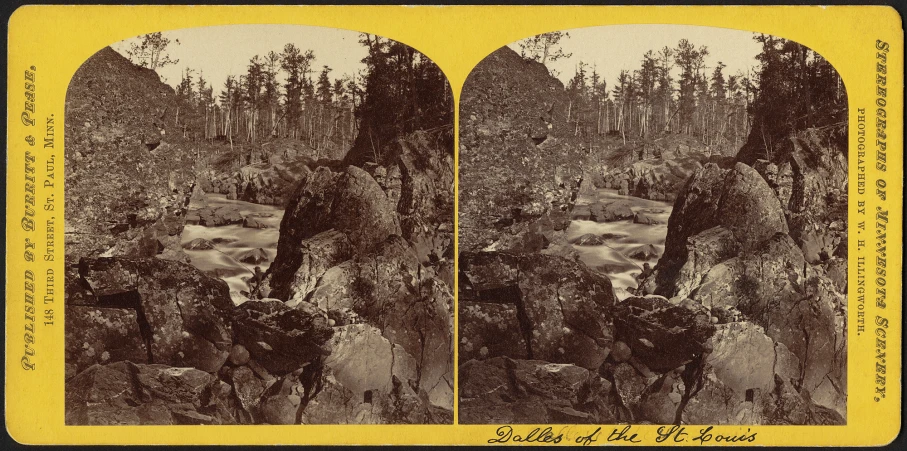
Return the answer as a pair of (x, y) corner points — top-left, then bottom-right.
(66, 257), (234, 375)
(459, 252), (616, 370)
(65, 45), (454, 426)
(457, 41), (846, 425)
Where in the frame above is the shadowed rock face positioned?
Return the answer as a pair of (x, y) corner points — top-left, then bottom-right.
(394, 132), (456, 265)
(459, 252), (616, 370)
(459, 46), (585, 253)
(265, 165), (401, 300)
(65, 47), (199, 261)
(654, 162), (788, 299)
(231, 300), (334, 375)
(613, 295), (715, 372)
(636, 125), (848, 420)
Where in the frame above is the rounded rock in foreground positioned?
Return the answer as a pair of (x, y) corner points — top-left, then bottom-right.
(229, 344), (251, 366)
(611, 341), (632, 363)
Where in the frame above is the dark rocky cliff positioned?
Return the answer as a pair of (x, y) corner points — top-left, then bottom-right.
(65, 47), (198, 261)
(459, 46), (586, 253)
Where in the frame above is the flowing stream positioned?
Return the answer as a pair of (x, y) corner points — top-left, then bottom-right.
(567, 188), (673, 299)
(181, 190), (669, 301)
(181, 194), (284, 296)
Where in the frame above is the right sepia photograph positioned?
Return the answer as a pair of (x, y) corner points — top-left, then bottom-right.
(458, 25), (847, 425)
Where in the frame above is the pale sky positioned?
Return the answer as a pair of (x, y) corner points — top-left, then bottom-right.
(111, 24), (369, 97)
(508, 24), (763, 94)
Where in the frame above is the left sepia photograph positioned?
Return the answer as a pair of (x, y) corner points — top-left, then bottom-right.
(63, 25), (454, 425)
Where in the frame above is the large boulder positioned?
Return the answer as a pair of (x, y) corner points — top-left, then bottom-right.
(183, 238), (216, 250)
(740, 125), (848, 269)
(236, 248), (269, 264)
(739, 126), (847, 242)
(270, 235), (453, 410)
(347, 236), (454, 409)
(459, 252), (616, 370)
(65, 47), (198, 260)
(296, 368), (388, 424)
(323, 324), (418, 399)
(659, 226), (741, 299)
(705, 321), (776, 394)
(271, 229), (352, 303)
(693, 234), (845, 414)
(571, 233), (606, 246)
(265, 165), (401, 299)
(589, 201), (635, 222)
(612, 296), (715, 372)
(654, 162), (788, 298)
(186, 205), (243, 227)
(230, 299), (333, 375)
(305, 262), (359, 314)
(65, 258), (234, 375)
(458, 46), (585, 253)
(635, 153), (847, 420)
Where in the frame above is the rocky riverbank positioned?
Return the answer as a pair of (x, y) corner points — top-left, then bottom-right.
(588, 134), (735, 202)
(65, 46), (453, 425)
(457, 44), (846, 425)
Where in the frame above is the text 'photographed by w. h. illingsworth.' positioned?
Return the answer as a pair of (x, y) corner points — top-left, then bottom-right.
(457, 24), (847, 426)
(63, 24), (455, 425)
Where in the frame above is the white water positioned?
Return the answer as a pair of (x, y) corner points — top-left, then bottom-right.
(181, 190), (670, 301)
(181, 194), (284, 295)
(567, 189), (672, 299)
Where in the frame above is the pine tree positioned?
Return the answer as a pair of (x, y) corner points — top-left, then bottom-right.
(125, 32), (180, 70)
(264, 51), (281, 137)
(333, 78), (345, 103)
(518, 32), (572, 65)
(345, 33), (452, 166)
(219, 75), (237, 148)
(317, 65), (333, 103)
(244, 55), (265, 143)
(742, 34), (845, 162)
(279, 43), (314, 139)
(674, 39), (709, 135)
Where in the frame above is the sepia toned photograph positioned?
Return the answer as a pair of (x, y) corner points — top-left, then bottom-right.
(458, 25), (847, 425)
(64, 24), (454, 425)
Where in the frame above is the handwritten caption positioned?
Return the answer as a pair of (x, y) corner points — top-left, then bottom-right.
(487, 425), (757, 445)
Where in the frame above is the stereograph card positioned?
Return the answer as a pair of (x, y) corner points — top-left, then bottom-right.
(4, 4), (903, 446)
